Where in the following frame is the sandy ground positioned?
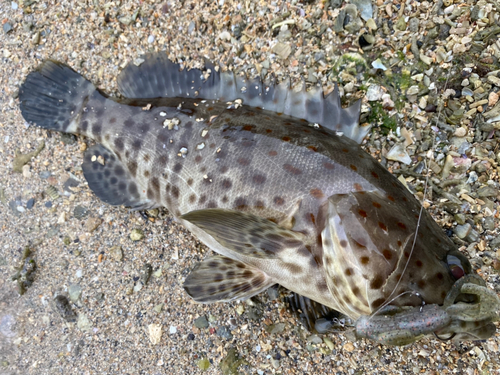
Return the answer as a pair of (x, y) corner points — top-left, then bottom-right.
(1, 0), (500, 374)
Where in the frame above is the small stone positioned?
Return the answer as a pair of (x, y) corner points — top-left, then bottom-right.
(272, 42), (291, 59)
(169, 325), (177, 334)
(454, 223), (471, 239)
(130, 228), (144, 241)
(26, 198), (34, 209)
(154, 303), (163, 313)
(194, 315), (209, 329)
(217, 325), (233, 340)
(489, 92), (499, 107)
(366, 84), (383, 101)
(197, 358), (210, 371)
(386, 143), (412, 165)
(3, 23), (13, 34)
(343, 342), (355, 352)
(351, 0), (373, 20)
(454, 127), (467, 137)
(22, 164), (31, 178)
(266, 322), (285, 334)
(148, 324), (162, 345)
(477, 186), (497, 198)
(73, 206), (89, 219)
(147, 35), (155, 43)
(220, 348), (248, 375)
(140, 263), (153, 285)
(109, 246), (123, 261)
(77, 314), (92, 332)
(12, 2), (18, 10)
(84, 217), (102, 233)
(68, 284), (82, 302)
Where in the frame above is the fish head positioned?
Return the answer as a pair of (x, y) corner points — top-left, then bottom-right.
(321, 190), (478, 318)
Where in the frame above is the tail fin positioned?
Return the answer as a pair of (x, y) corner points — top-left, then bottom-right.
(19, 61), (95, 133)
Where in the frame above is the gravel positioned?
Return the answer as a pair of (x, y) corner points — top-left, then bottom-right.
(1, 0), (500, 374)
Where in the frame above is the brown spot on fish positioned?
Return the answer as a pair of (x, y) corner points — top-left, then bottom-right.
(352, 287), (361, 298)
(206, 201), (217, 208)
(131, 139), (142, 151)
(370, 276), (384, 289)
(345, 268), (353, 276)
(283, 164), (302, 175)
(222, 196), (228, 203)
(358, 154), (365, 159)
(323, 162), (335, 170)
(173, 163), (182, 173)
(243, 125), (254, 131)
(397, 222), (407, 230)
(199, 195), (207, 204)
(372, 201), (381, 208)
(129, 182), (138, 196)
(234, 197), (248, 210)
(195, 155), (202, 163)
(360, 256), (370, 264)
(104, 134), (110, 141)
(237, 157), (250, 166)
(340, 240), (348, 248)
(254, 200), (265, 209)
(171, 185), (180, 199)
(378, 222), (387, 231)
(124, 119), (135, 128)
(397, 240), (402, 247)
(307, 145), (318, 152)
(80, 120), (89, 132)
(387, 195), (395, 202)
(416, 260), (423, 267)
(187, 178), (193, 186)
(371, 171), (379, 179)
(189, 194), (196, 204)
(310, 188), (324, 199)
(436, 272), (444, 280)
(220, 165), (229, 174)
(350, 164), (357, 171)
(109, 117), (116, 124)
(353, 183), (363, 191)
(308, 213), (316, 224)
(274, 196), (285, 206)
(418, 280), (426, 289)
(342, 148), (349, 153)
(268, 150), (278, 157)
(92, 122), (102, 135)
(221, 179), (232, 189)
(253, 174), (266, 185)
(382, 249), (392, 260)
(372, 298), (385, 309)
(358, 209), (367, 218)
(143, 154), (150, 163)
(128, 161), (137, 177)
(265, 129), (272, 133)
(282, 136), (291, 142)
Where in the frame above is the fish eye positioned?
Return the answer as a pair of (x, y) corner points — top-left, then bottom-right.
(446, 252), (471, 280)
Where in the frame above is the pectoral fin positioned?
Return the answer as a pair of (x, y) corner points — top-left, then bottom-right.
(183, 255), (273, 303)
(181, 209), (305, 259)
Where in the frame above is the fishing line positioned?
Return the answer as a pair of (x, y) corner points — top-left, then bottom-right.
(369, 65), (453, 319)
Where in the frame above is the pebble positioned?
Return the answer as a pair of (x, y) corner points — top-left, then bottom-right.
(271, 42), (291, 60)
(197, 358), (210, 370)
(3, 23), (13, 34)
(169, 325), (177, 334)
(194, 315), (209, 329)
(0, 315), (17, 338)
(109, 246), (123, 261)
(147, 35), (155, 44)
(217, 326), (233, 340)
(351, 0), (372, 20)
(77, 314), (92, 332)
(129, 228), (144, 241)
(68, 284), (82, 302)
(73, 206), (89, 219)
(386, 143), (412, 165)
(343, 342), (355, 352)
(454, 223), (471, 239)
(84, 217), (102, 232)
(489, 92), (499, 107)
(26, 198), (34, 209)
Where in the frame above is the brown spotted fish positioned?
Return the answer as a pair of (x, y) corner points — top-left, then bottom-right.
(19, 53), (499, 345)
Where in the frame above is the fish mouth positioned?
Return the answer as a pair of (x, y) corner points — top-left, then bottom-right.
(354, 274), (500, 345)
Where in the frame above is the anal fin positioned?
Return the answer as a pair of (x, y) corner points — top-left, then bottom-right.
(82, 144), (155, 209)
(183, 255), (273, 303)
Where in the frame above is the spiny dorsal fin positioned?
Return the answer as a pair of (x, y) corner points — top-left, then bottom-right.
(117, 53), (368, 144)
(183, 255), (273, 303)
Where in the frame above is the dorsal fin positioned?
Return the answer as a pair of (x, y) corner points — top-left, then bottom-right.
(117, 53), (369, 144)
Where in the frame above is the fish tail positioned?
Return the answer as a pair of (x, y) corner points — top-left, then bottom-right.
(19, 61), (96, 133)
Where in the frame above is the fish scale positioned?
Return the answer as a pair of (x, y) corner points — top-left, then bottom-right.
(18, 53), (499, 344)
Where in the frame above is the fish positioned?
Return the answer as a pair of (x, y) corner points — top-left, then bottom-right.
(18, 53), (499, 345)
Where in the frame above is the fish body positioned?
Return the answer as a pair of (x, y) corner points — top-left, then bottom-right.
(19, 54), (498, 342)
